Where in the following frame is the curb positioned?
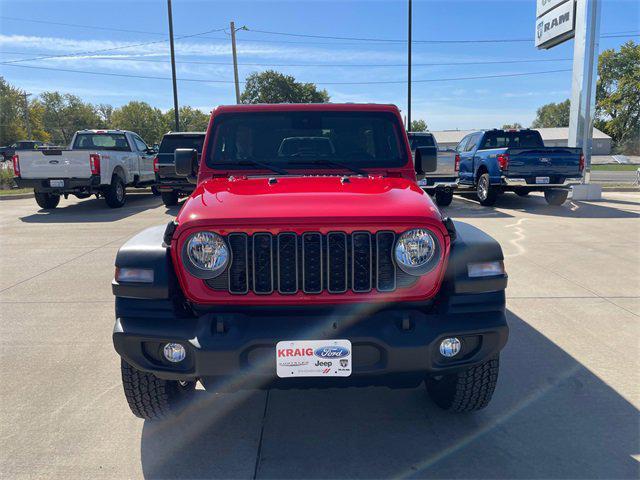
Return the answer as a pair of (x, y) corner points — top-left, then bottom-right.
(0, 192), (34, 200)
(601, 187), (639, 192)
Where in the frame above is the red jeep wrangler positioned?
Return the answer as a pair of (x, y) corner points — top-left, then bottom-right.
(112, 104), (508, 419)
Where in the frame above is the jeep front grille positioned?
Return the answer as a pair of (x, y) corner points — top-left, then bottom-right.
(211, 231), (404, 295)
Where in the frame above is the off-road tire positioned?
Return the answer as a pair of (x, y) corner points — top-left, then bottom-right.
(515, 189), (530, 197)
(161, 191), (179, 207)
(544, 189), (569, 206)
(121, 360), (196, 420)
(434, 189), (454, 207)
(426, 356), (500, 412)
(104, 175), (126, 208)
(34, 192), (60, 209)
(476, 173), (498, 206)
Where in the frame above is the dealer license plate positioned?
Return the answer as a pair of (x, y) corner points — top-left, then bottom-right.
(276, 339), (352, 378)
(535, 176), (550, 184)
(49, 179), (64, 188)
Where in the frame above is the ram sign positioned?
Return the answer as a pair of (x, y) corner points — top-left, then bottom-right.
(535, 0), (576, 49)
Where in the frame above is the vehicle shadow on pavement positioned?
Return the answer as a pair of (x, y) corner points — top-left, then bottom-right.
(139, 310), (639, 479)
(449, 193), (640, 219)
(19, 192), (162, 223)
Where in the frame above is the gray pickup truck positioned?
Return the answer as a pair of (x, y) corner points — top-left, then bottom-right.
(408, 132), (457, 206)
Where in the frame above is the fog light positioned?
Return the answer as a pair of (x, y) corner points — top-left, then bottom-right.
(439, 337), (461, 358)
(163, 343), (186, 363)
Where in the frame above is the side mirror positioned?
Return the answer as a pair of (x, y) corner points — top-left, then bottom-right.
(414, 146), (438, 177)
(175, 148), (198, 184)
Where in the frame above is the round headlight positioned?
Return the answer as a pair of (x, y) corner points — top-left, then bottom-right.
(183, 231), (229, 278)
(394, 228), (438, 275)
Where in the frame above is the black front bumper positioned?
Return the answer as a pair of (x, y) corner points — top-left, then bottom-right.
(113, 294), (508, 389)
(15, 176), (101, 193)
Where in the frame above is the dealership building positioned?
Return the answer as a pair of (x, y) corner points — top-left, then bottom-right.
(432, 127), (612, 155)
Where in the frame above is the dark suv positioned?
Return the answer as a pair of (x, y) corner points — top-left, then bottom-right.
(154, 132), (205, 206)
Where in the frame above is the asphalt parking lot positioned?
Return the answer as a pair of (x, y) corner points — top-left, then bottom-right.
(1, 191), (638, 479)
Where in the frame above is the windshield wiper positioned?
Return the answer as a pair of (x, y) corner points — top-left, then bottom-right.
(210, 159), (288, 175)
(289, 158), (366, 175)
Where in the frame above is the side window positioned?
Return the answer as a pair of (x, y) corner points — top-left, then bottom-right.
(456, 136), (469, 152)
(465, 133), (481, 152)
(133, 135), (148, 152)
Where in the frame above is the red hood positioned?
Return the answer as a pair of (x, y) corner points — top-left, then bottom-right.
(175, 175), (443, 228)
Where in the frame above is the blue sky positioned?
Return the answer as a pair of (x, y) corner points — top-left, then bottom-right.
(0, 0), (638, 130)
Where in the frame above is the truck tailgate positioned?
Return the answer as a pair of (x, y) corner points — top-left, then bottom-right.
(18, 150), (92, 179)
(506, 147), (582, 177)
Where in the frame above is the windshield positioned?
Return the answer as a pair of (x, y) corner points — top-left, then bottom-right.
(207, 111), (407, 170)
(408, 135), (435, 150)
(481, 131), (544, 149)
(73, 133), (130, 151)
(159, 135), (205, 154)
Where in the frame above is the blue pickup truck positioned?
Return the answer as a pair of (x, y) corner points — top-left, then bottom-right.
(455, 129), (584, 206)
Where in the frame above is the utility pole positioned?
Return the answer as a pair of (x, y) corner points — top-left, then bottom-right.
(230, 21), (241, 104)
(21, 93), (32, 139)
(407, 0), (412, 131)
(167, 0), (180, 131)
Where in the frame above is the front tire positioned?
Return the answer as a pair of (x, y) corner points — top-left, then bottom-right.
(476, 173), (498, 206)
(426, 356), (500, 412)
(104, 175), (126, 208)
(121, 360), (196, 420)
(544, 189), (569, 206)
(434, 189), (454, 207)
(161, 191), (179, 207)
(34, 192), (60, 209)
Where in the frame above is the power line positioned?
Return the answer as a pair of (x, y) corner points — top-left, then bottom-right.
(0, 62), (573, 85)
(1, 26), (227, 65)
(2, 15), (636, 46)
(0, 50), (573, 67)
(244, 28), (639, 44)
(0, 15), (167, 36)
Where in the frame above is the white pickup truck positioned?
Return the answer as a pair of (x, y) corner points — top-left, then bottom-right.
(13, 129), (156, 209)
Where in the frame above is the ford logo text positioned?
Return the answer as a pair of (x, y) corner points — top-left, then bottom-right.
(314, 346), (349, 358)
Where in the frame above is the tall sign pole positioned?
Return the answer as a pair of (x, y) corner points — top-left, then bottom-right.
(534, 0), (602, 200)
(407, 0), (412, 130)
(568, 0), (601, 193)
(167, 0), (180, 131)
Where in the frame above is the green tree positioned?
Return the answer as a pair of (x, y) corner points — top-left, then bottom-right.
(26, 99), (50, 143)
(164, 106), (210, 132)
(40, 91), (101, 145)
(502, 122), (523, 129)
(111, 101), (166, 145)
(240, 70), (330, 104)
(410, 119), (428, 132)
(531, 99), (570, 128)
(596, 41), (640, 154)
(96, 104), (114, 128)
(0, 77), (27, 145)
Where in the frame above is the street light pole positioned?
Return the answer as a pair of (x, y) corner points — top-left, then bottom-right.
(407, 0), (412, 131)
(230, 21), (241, 104)
(167, 0), (180, 131)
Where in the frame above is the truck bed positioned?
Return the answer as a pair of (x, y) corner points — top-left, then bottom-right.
(17, 149), (93, 179)
(478, 146), (582, 179)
